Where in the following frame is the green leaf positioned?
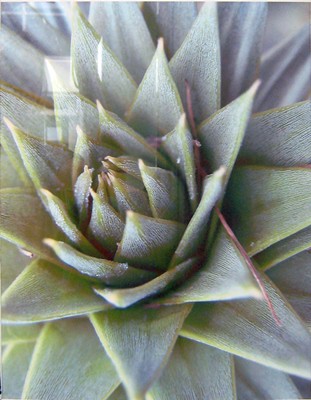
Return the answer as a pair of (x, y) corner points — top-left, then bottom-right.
(170, 167), (226, 267)
(159, 225), (260, 305)
(139, 160), (189, 222)
(2, 342), (35, 399)
(218, 3), (267, 105)
(73, 165), (93, 225)
(255, 26), (310, 112)
(5, 120), (73, 197)
(142, 2), (197, 59)
(2, 259), (109, 322)
(115, 211), (185, 272)
(0, 146), (25, 188)
(2, 324), (42, 345)
(170, 3), (220, 122)
(106, 169), (152, 218)
(148, 338), (235, 400)
(72, 126), (119, 182)
(95, 257), (196, 308)
(240, 101), (311, 167)
(90, 304), (191, 400)
(161, 115), (198, 211)
(44, 239), (155, 287)
(1, 239), (30, 292)
(72, 6), (137, 115)
(126, 38), (183, 137)
(2, 3), (70, 57)
(104, 156), (143, 180)
(88, 188), (124, 253)
(98, 102), (169, 168)
(47, 62), (99, 149)
(0, 26), (46, 97)
(226, 166), (311, 256)
(1, 87), (56, 139)
(235, 357), (301, 400)
(268, 251), (311, 328)
(181, 275), (311, 379)
(0, 188), (62, 263)
(198, 81), (259, 185)
(89, 2), (155, 83)
(22, 318), (120, 400)
(107, 386), (127, 400)
(39, 189), (99, 257)
(255, 225), (311, 271)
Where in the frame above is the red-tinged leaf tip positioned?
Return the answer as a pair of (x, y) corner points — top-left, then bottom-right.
(215, 207), (282, 327)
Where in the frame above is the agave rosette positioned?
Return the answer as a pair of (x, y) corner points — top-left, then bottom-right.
(1, 2), (311, 400)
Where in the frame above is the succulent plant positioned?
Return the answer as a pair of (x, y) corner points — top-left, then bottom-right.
(1, 2), (311, 400)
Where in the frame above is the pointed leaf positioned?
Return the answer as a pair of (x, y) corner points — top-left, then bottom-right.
(2, 342), (35, 399)
(226, 166), (311, 255)
(126, 38), (183, 137)
(170, 3), (220, 121)
(240, 101), (311, 167)
(98, 103), (169, 168)
(139, 159), (189, 222)
(88, 189), (124, 253)
(170, 167), (226, 267)
(268, 251), (311, 327)
(235, 357), (301, 400)
(160, 225), (260, 305)
(162, 115), (198, 211)
(218, 3), (267, 105)
(73, 165), (93, 224)
(2, 259), (109, 323)
(107, 170), (152, 218)
(142, 2), (198, 59)
(0, 188), (62, 263)
(148, 338), (235, 400)
(44, 239), (155, 287)
(22, 318), (120, 400)
(39, 189), (99, 257)
(72, 6), (137, 115)
(0, 26), (46, 97)
(105, 156), (144, 180)
(72, 126), (120, 182)
(5, 120), (73, 197)
(255, 25), (310, 111)
(89, 2), (155, 83)
(256, 225), (311, 271)
(115, 211), (185, 272)
(90, 304), (191, 400)
(181, 275), (311, 379)
(2, 324), (42, 345)
(47, 62), (99, 149)
(198, 81), (259, 184)
(95, 258), (196, 308)
(1, 87), (55, 139)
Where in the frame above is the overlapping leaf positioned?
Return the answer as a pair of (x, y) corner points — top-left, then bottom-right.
(181, 275), (311, 379)
(226, 166), (311, 255)
(126, 39), (183, 137)
(91, 304), (191, 400)
(89, 2), (155, 83)
(170, 3), (220, 122)
(240, 101), (311, 167)
(2, 259), (109, 322)
(22, 319), (120, 400)
(148, 338), (235, 400)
